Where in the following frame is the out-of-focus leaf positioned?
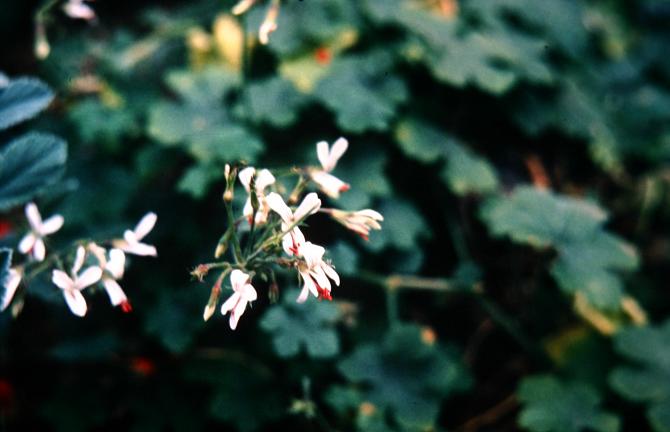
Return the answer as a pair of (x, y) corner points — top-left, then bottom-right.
(610, 320), (670, 432)
(0, 132), (67, 210)
(147, 67), (263, 163)
(260, 288), (340, 358)
(41, 387), (105, 432)
(248, 0), (359, 58)
(50, 333), (120, 362)
(338, 324), (471, 429)
(314, 52), (407, 132)
(517, 375), (620, 432)
(0, 77), (54, 130)
(144, 287), (204, 353)
(336, 147), (391, 209)
(328, 241), (359, 276)
(364, 0), (552, 94)
(243, 77), (307, 127)
(68, 99), (138, 150)
(185, 358), (284, 431)
(367, 199), (428, 252)
(177, 164), (223, 199)
(395, 118), (499, 195)
(481, 187), (638, 310)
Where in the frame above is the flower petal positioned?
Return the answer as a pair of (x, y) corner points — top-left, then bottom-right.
(238, 167), (255, 192)
(230, 269), (250, 291)
(25, 203), (42, 231)
(311, 171), (349, 199)
(39, 215), (64, 235)
(296, 284), (311, 303)
(73, 245), (86, 274)
(18, 233), (36, 254)
(52, 270), (74, 290)
(294, 192), (321, 221)
(102, 278), (127, 306)
(75, 266), (103, 290)
(133, 212), (157, 240)
(316, 141), (331, 171)
(322, 262), (340, 286)
(329, 137), (348, 170)
(221, 291), (241, 315)
(33, 239), (46, 262)
(63, 289), (87, 317)
(266, 192), (293, 223)
(106, 249), (125, 279)
(255, 169), (275, 191)
(242, 284), (257, 302)
(1, 269), (21, 311)
(122, 241), (157, 257)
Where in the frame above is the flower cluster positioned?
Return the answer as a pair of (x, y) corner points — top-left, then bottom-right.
(194, 137), (383, 330)
(1, 204), (157, 317)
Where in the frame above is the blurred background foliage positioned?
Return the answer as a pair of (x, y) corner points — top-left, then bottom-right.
(2, 0), (670, 430)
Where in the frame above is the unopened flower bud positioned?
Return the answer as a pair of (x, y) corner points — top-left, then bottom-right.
(259, 0), (280, 45)
(191, 264), (212, 282)
(269, 281), (279, 304)
(203, 275), (223, 321)
(35, 24), (50, 60)
(223, 164), (237, 202)
(214, 229), (233, 258)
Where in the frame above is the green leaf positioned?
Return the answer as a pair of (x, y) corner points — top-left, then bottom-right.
(68, 99), (138, 150)
(143, 287), (204, 353)
(243, 77), (307, 127)
(260, 288), (340, 358)
(185, 358), (284, 431)
(328, 241), (359, 277)
(177, 164), (223, 199)
(314, 52), (407, 132)
(480, 187), (638, 310)
(0, 77), (54, 130)
(336, 147), (391, 209)
(338, 324), (471, 429)
(517, 375), (620, 432)
(364, 0), (552, 94)
(0, 247), (12, 304)
(0, 132), (67, 210)
(367, 199), (428, 252)
(395, 118), (499, 195)
(249, 0), (359, 58)
(610, 320), (670, 432)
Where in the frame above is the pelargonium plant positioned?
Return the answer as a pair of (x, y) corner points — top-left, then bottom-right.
(1, 204), (157, 317)
(194, 138), (384, 330)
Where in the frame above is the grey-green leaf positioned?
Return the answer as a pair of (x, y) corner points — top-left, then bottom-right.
(0, 77), (54, 130)
(0, 132), (67, 210)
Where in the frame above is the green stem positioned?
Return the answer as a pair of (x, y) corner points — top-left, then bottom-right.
(385, 286), (399, 327)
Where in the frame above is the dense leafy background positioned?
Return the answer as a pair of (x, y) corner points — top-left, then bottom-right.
(2, 0), (670, 430)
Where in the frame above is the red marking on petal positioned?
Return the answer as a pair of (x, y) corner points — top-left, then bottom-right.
(339, 183), (350, 192)
(314, 47), (332, 65)
(130, 357), (155, 376)
(317, 287), (332, 301)
(120, 300), (133, 313)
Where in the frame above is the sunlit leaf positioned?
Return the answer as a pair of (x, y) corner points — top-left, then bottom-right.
(481, 187), (638, 310)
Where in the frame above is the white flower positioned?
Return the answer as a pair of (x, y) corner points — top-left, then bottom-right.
(88, 243), (131, 312)
(310, 138), (350, 198)
(258, 1), (279, 45)
(220, 270), (257, 330)
(238, 167), (276, 225)
(62, 0), (96, 20)
(51, 246), (102, 317)
(266, 192), (321, 255)
(330, 209), (384, 240)
(1, 268), (22, 312)
(18, 203), (64, 262)
(113, 212), (157, 256)
(295, 242), (340, 303)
